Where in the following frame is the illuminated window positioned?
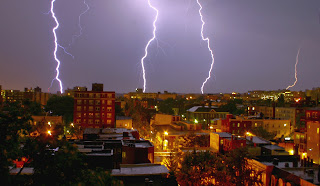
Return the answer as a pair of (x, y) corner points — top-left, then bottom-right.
(107, 100), (112, 105)
(77, 113), (81, 118)
(107, 113), (112, 118)
(77, 106), (81, 111)
(95, 113), (100, 118)
(95, 107), (100, 111)
(95, 100), (100, 105)
(237, 123), (240, 127)
(89, 100), (94, 105)
(107, 120), (111, 124)
(318, 128), (319, 134)
(89, 106), (93, 111)
(255, 123), (257, 127)
(89, 113), (93, 118)
(107, 107), (112, 112)
(88, 119), (93, 124)
(77, 100), (82, 105)
(95, 120), (100, 124)
(102, 113), (105, 117)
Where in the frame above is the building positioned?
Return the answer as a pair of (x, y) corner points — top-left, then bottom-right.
(64, 86), (88, 97)
(73, 83), (115, 128)
(1, 86), (51, 105)
(74, 128), (153, 169)
(186, 106), (228, 127)
(111, 164), (170, 185)
(116, 116), (133, 129)
(210, 132), (246, 153)
(306, 108), (320, 164)
(220, 115), (291, 138)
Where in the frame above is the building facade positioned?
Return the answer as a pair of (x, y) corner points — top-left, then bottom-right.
(73, 84), (115, 128)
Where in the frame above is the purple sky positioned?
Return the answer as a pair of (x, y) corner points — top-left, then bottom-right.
(0, 0), (319, 93)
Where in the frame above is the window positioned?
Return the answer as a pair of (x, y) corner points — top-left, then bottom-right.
(89, 100), (94, 105)
(96, 100), (100, 105)
(89, 106), (93, 111)
(102, 113), (105, 117)
(83, 113), (86, 117)
(77, 106), (81, 111)
(77, 113), (81, 118)
(107, 113), (112, 118)
(89, 94), (94, 98)
(89, 113), (93, 118)
(237, 123), (240, 127)
(107, 94), (112, 98)
(107, 100), (112, 105)
(95, 107), (100, 111)
(77, 100), (82, 105)
(95, 113), (100, 118)
(233, 123), (235, 127)
(96, 94), (100, 98)
(255, 123), (257, 127)
(318, 128), (319, 134)
(102, 100), (105, 104)
(107, 120), (111, 124)
(102, 107), (105, 111)
(95, 120), (100, 124)
(107, 107), (112, 112)
(76, 119), (81, 124)
(83, 106), (86, 111)
(88, 119), (93, 124)
(83, 100), (87, 104)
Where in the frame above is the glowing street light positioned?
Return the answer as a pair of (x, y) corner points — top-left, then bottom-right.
(194, 119), (199, 124)
(164, 131), (168, 136)
(47, 130), (52, 136)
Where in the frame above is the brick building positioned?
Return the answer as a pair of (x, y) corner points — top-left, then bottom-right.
(306, 108), (320, 164)
(73, 84), (115, 128)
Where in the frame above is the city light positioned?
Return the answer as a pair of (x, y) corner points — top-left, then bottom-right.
(194, 119), (199, 124)
(164, 131), (168, 136)
(47, 130), (52, 136)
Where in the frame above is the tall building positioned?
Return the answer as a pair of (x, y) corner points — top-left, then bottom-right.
(306, 108), (320, 164)
(73, 84), (115, 128)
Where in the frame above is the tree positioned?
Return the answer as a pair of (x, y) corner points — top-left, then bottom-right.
(277, 94), (285, 107)
(224, 148), (263, 186)
(158, 98), (175, 115)
(45, 95), (74, 124)
(0, 101), (32, 184)
(175, 148), (263, 186)
(219, 100), (245, 115)
(250, 126), (276, 140)
(22, 99), (44, 116)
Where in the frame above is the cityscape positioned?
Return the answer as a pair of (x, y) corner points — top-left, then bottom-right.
(1, 0), (320, 186)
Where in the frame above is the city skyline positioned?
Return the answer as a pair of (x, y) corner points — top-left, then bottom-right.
(0, 0), (319, 93)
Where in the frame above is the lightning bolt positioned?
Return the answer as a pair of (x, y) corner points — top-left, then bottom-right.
(49, 0), (64, 93)
(141, 0), (159, 93)
(197, 0), (215, 94)
(286, 47), (301, 90)
(69, 0), (90, 47)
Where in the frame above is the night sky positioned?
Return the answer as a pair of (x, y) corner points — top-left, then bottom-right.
(0, 0), (319, 93)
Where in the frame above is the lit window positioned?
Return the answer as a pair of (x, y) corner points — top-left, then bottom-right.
(107, 120), (111, 124)
(107, 113), (112, 118)
(318, 128), (319, 134)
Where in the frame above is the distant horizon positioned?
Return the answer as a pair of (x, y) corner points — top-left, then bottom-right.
(1, 84), (319, 95)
